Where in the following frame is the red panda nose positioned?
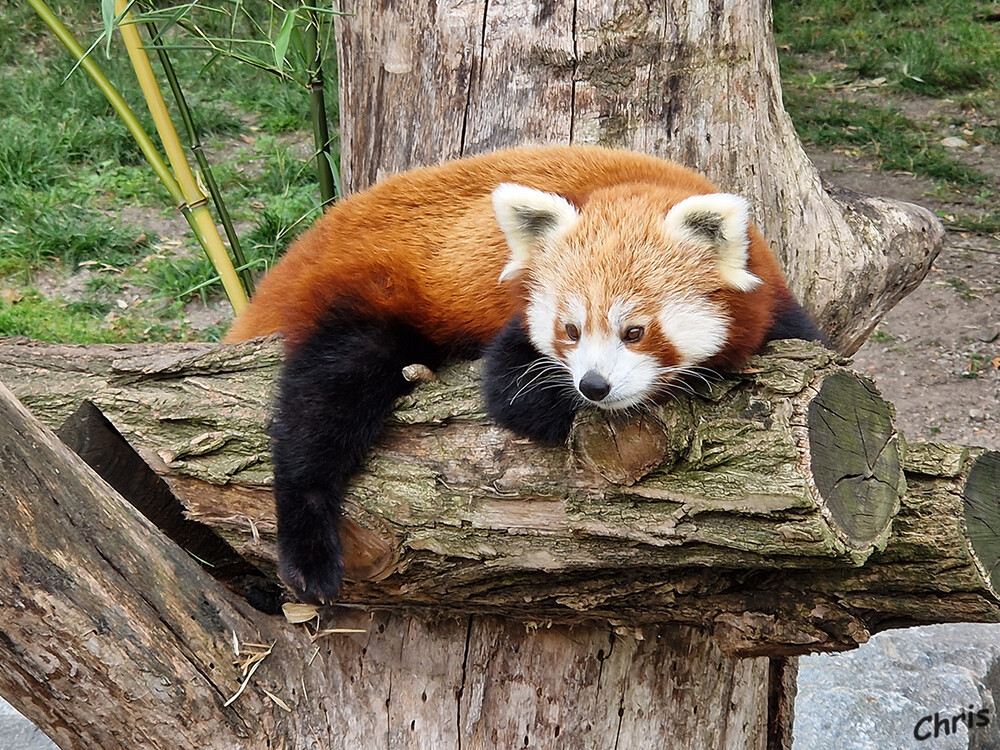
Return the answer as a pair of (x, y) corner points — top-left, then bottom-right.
(579, 370), (611, 401)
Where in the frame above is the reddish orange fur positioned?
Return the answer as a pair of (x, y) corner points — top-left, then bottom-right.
(225, 145), (791, 361)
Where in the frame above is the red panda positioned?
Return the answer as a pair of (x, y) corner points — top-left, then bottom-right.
(224, 145), (825, 604)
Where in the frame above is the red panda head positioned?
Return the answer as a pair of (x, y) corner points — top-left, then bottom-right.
(492, 182), (766, 410)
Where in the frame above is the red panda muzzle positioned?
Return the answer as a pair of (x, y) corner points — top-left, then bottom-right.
(578, 370), (612, 402)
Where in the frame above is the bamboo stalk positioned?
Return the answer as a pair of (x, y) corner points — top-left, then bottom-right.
(115, 0), (248, 313)
(145, 19), (255, 296)
(26, 0), (181, 201)
(300, 5), (337, 205)
(28, 0), (249, 313)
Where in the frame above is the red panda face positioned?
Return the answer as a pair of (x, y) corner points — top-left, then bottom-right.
(492, 183), (762, 410)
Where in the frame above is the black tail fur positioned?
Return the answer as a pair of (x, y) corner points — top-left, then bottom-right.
(271, 303), (440, 603)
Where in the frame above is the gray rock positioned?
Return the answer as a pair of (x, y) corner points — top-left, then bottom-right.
(794, 623), (1000, 750)
(0, 697), (57, 750)
(941, 137), (970, 148)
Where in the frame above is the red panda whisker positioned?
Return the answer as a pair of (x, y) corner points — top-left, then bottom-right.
(514, 356), (559, 376)
(682, 365), (723, 382)
(678, 363), (721, 376)
(655, 363), (721, 392)
(510, 368), (553, 397)
(623, 402), (650, 419)
(510, 359), (566, 389)
(679, 371), (715, 391)
(665, 381), (699, 397)
(647, 371), (698, 400)
(664, 382), (692, 404)
(650, 384), (683, 406)
(619, 359), (655, 381)
(516, 355), (570, 378)
(509, 362), (574, 405)
(519, 379), (577, 400)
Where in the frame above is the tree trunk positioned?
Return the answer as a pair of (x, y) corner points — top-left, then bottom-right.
(335, 0), (943, 354)
(336, 0), (939, 744)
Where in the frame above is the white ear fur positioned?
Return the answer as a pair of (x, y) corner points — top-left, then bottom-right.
(492, 184), (579, 283)
(663, 193), (762, 292)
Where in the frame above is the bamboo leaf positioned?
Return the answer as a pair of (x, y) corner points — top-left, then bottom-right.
(324, 150), (341, 201)
(273, 8), (297, 72)
(289, 24), (307, 69)
(101, 0), (116, 56)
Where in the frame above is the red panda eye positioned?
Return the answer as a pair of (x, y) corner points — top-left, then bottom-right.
(565, 323), (581, 341)
(623, 326), (645, 343)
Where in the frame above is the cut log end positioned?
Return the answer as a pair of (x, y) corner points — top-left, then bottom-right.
(963, 451), (1000, 595)
(807, 373), (901, 552)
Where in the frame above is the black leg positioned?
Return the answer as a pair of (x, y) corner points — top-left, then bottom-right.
(271, 305), (440, 603)
(481, 316), (579, 445)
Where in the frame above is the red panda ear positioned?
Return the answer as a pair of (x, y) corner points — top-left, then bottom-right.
(663, 194), (763, 292)
(492, 184), (579, 282)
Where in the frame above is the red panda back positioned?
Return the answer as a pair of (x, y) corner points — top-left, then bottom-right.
(223, 145), (780, 352)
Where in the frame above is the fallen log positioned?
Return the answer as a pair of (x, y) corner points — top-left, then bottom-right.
(7, 335), (991, 657)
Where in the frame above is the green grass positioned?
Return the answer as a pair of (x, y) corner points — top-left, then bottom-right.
(780, 87), (989, 186)
(773, 0), (1000, 96)
(0, 1), (333, 343)
(774, 0), (1000, 230)
(954, 214), (1000, 233)
(870, 328), (896, 344)
(0, 289), (191, 344)
(0, 188), (152, 280)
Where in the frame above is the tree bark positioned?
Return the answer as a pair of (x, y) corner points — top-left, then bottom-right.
(0, 0), (961, 746)
(0, 380), (275, 748)
(335, 0), (943, 354)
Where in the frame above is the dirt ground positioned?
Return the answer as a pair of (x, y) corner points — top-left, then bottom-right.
(810, 147), (1000, 452)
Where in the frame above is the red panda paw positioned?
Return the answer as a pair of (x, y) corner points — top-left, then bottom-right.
(482, 316), (580, 444)
(278, 528), (345, 605)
